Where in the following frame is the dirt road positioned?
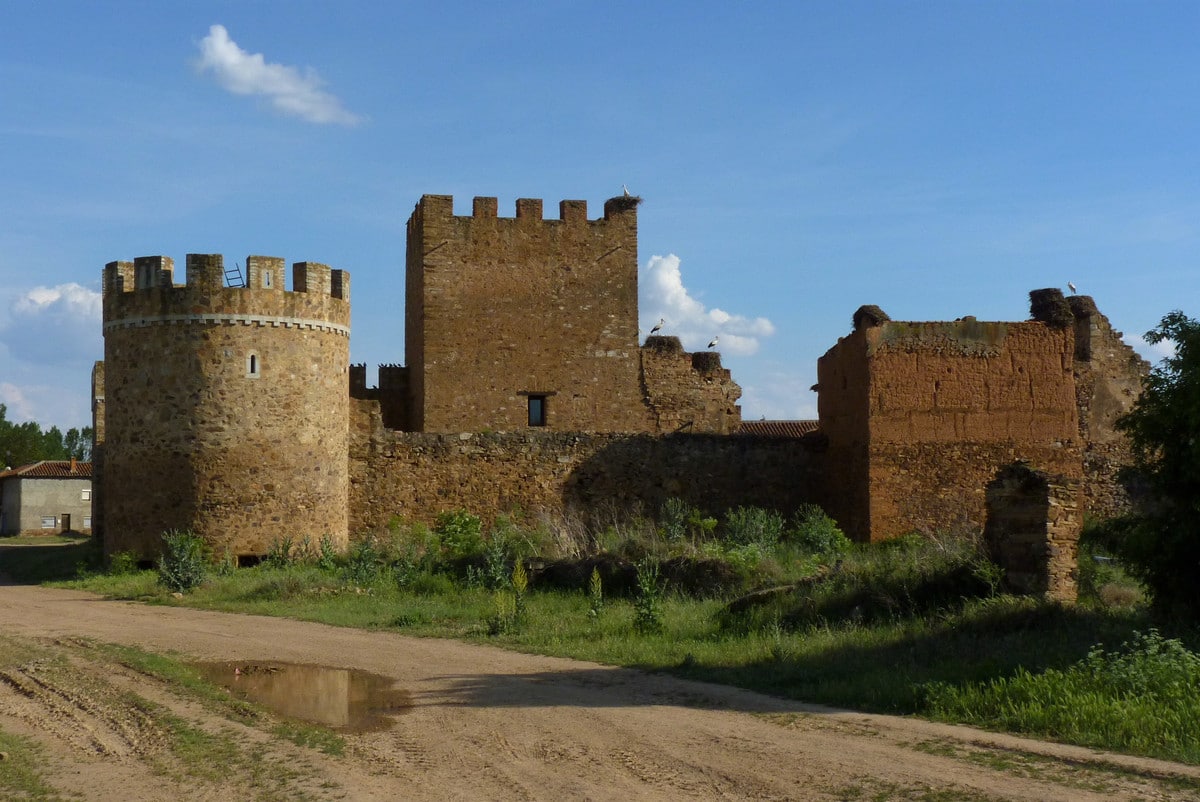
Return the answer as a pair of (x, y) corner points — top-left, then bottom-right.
(1, 586), (1197, 801)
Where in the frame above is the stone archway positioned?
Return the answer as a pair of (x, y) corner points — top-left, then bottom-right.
(983, 462), (1081, 603)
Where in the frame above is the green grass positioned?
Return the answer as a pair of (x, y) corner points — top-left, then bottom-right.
(4, 634), (344, 799)
(924, 630), (1200, 763)
(39, 529), (1200, 766)
(0, 729), (70, 801)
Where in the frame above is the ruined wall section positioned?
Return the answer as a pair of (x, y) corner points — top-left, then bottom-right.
(1069, 296), (1150, 518)
(866, 320), (1080, 542)
(819, 318), (1081, 542)
(405, 195), (646, 433)
(816, 329), (872, 543)
(348, 400), (817, 535)
(985, 463), (1081, 603)
(102, 254), (350, 559)
(639, 336), (742, 434)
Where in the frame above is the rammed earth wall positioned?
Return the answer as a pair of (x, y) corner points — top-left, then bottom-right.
(819, 317), (1083, 543)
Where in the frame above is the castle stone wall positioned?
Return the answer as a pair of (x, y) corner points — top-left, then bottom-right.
(639, 336), (742, 434)
(100, 254), (350, 559)
(348, 400), (817, 535)
(1070, 296), (1150, 519)
(404, 195), (648, 433)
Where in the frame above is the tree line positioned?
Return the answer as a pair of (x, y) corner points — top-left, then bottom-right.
(0, 404), (92, 468)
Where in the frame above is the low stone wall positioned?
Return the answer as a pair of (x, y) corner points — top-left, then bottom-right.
(349, 401), (820, 534)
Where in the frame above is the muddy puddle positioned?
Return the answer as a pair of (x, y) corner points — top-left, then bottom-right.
(195, 661), (412, 732)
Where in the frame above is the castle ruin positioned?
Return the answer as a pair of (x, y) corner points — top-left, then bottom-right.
(93, 193), (1149, 600)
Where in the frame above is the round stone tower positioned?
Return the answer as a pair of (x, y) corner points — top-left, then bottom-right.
(99, 254), (350, 561)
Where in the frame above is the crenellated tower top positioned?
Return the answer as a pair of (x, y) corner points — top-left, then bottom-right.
(102, 254), (350, 336)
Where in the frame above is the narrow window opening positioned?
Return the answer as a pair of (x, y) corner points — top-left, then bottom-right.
(528, 395), (547, 427)
(246, 352), (260, 378)
(263, 270), (273, 288)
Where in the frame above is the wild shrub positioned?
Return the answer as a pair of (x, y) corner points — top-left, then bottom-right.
(633, 559), (664, 634)
(434, 509), (484, 561)
(343, 537), (383, 587)
(487, 591), (517, 635)
(786, 504), (851, 558)
(316, 534), (338, 572)
(511, 560), (529, 623)
(659, 497), (694, 542)
(404, 571), (454, 595)
(653, 498), (717, 550)
(264, 536), (295, 568)
(107, 551), (139, 576)
(722, 506), (785, 550)
(481, 537), (510, 590)
(157, 529), (207, 593)
(587, 567), (604, 620)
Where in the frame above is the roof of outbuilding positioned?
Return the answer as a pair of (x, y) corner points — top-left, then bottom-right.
(0, 460), (92, 479)
(735, 420), (820, 437)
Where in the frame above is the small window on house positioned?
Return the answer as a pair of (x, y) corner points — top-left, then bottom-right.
(41, 516), (57, 529)
(83, 516), (92, 529)
(247, 352), (260, 378)
(81, 488), (91, 501)
(528, 395), (547, 427)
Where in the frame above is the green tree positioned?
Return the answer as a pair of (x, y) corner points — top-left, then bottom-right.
(0, 404), (93, 467)
(1113, 311), (1200, 619)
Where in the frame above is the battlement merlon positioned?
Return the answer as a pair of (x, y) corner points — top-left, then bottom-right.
(102, 254), (351, 331)
(102, 255), (349, 300)
(414, 194), (639, 225)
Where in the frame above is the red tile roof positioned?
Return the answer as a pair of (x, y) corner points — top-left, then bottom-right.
(0, 460), (93, 479)
(736, 420), (820, 437)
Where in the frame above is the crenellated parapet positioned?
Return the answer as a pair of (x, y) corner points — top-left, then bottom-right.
(103, 254), (350, 336)
(411, 194), (638, 229)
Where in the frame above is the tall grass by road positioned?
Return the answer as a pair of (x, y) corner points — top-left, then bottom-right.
(7, 502), (1195, 765)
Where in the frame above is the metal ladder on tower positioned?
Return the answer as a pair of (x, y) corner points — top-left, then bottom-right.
(224, 261), (246, 287)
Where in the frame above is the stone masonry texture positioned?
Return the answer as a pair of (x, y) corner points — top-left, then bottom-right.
(99, 254), (350, 559)
(92, 195), (1151, 603)
(405, 195), (646, 433)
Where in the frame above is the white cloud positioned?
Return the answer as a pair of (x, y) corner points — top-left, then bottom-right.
(1130, 333), (1176, 364)
(1, 283), (102, 366)
(639, 254), (775, 356)
(738, 369), (819, 421)
(0, 382), (37, 422)
(196, 24), (361, 126)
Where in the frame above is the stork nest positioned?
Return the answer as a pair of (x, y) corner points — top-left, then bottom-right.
(643, 335), (683, 353)
(1067, 294), (1098, 317)
(692, 351), (722, 372)
(852, 304), (891, 331)
(1029, 288), (1073, 328)
(607, 195), (643, 212)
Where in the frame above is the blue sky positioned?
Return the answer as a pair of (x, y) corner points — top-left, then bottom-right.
(1, 2), (1194, 430)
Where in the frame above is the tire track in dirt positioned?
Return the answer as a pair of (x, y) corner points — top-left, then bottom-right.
(2, 585), (1199, 802)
